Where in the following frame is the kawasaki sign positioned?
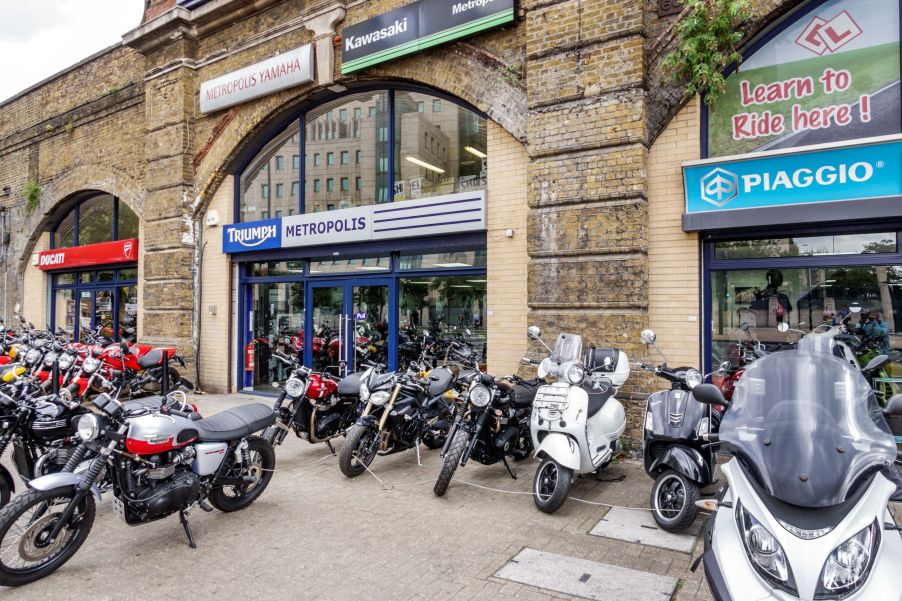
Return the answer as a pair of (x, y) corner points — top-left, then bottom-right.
(340, 0), (515, 74)
(682, 135), (902, 230)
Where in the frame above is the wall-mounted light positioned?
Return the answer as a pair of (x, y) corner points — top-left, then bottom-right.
(464, 146), (487, 159)
(505, 229), (515, 238)
(405, 156), (445, 174)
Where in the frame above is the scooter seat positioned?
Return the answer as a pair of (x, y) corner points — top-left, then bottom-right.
(584, 383), (615, 418)
(193, 403), (275, 441)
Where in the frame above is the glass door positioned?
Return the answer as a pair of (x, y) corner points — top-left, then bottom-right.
(308, 282), (345, 374)
(350, 280), (392, 373)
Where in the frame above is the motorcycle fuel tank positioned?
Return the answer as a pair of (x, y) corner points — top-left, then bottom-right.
(307, 375), (338, 400)
(125, 412), (198, 455)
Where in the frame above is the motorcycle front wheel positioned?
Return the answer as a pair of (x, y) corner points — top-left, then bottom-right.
(533, 457), (572, 514)
(433, 429), (469, 496)
(210, 436), (275, 512)
(0, 486), (96, 586)
(339, 424), (379, 478)
(650, 469), (699, 532)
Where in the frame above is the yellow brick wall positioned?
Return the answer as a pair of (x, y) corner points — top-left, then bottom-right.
(647, 98), (702, 368)
(198, 177), (233, 393)
(22, 233), (50, 327)
(487, 121), (529, 376)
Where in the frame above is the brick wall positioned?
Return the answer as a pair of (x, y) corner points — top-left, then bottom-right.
(486, 122), (529, 377)
(22, 233), (49, 326)
(647, 97), (701, 368)
(144, 0), (177, 22)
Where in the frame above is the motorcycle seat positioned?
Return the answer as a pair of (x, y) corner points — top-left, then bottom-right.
(137, 349), (163, 369)
(193, 403), (275, 441)
(584, 383), (615, 418)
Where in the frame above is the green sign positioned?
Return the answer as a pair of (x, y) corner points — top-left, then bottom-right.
(707, 0), (901, 157)
(341, 0), (515, 74)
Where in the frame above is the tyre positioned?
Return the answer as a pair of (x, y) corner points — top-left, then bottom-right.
(261, 424), (285, 447)
(0, 471), (12, 508)
(209, 436), (275, 512)
(338, 424), (379, 478)
(651, 469), (700, 532)
(433, 430), (469, 496)
(0, 485), (96, 586)
(533, 457), (572, 514)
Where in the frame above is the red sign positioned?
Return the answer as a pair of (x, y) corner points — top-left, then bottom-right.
(37, 239), (138, 271)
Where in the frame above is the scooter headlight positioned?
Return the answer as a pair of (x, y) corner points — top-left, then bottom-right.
(359, 380), (370, 401)
(77, 414), (101, 442)
(83, 356), (100, 374)
(816, 521), (878, 598)
(644, 410), (654, 431)
(684, 368), (703, 389)
(564, 362), (585, 385)
(736, 502), (796, 593)
(284, 377), (306, 398)
(468, 384), (491, 408)
(369, 390), (390, 407)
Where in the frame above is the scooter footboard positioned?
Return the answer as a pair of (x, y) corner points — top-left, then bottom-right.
(534, 433), (580, 471)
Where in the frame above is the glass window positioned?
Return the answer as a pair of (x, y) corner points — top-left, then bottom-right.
(238, 120), (300, 221)
(119, 268), (138, 281)
(98, 270), (115, 283)
(715, 233), (897, 260)
(313, 179), (320, 193)
(399, 249), (487, 270)
(275, 183), (284, 198)
(78, 194), (115, 246)
(327, 178), (334, 192)
(341, 177), (349, 192)
(305, 91), (389, 214)
(293, 155), (300, 169)
(399, 275), (487, 367)
(251, 261), (304, 277)
(355, 177), (361, 191)
(250, 282), (305, 389)
(394, 91), (487, 201)
(308, 256), (390, 274)
(710, 265), (902, 370)
(54, 210), (76, 248)
(80, 272), (94, 284)
(118, 286), (138, 343)
(291, 182), (299, 196)
(55, 272), (76, 286)
(433, 99), (442, 113)
(314, 153), (321, 166)
(54, 289), (75, 338)
(118, 202), (139, 241)
(339, 109), (348, 122)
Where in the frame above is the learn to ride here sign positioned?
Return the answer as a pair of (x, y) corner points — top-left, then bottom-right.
(706, 0), (901, 157)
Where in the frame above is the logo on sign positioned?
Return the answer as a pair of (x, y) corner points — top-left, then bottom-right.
(700, 168), (739, 207)
(123, 240), (135, 259)
(344, 18), (409, 51)
(228, 224), (278, 248)
(796, 10), (862, 56)
(355, 312), (367, 322)
(39, 252), (66, 268)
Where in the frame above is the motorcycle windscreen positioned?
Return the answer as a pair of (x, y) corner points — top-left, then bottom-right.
(721, 347), (896, 508)
(551, 333), (583, 364)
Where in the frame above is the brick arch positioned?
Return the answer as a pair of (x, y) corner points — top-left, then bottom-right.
(15, 164), (145, 272)
(193, 43), (525, 214)
(647, 0), (811, 144)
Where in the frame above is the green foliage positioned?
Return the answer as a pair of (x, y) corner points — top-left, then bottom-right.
(23, 180), (41, 213)
(43, 124), (54, 133)
(663, 0), (753, 107)
(65, 122), (74, 134)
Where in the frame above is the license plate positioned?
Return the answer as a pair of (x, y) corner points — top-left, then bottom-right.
(112, 497), (126, 521)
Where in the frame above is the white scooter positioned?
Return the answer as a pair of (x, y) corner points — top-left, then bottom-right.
(692, 332), (902, 601)
(521, 326), (629, 513)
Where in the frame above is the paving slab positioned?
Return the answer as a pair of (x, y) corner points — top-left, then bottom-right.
(588, 507), (703, 554)
(495, 548), (678, 601)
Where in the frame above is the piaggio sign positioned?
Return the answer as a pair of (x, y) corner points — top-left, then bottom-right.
(36, 239), (138, 271)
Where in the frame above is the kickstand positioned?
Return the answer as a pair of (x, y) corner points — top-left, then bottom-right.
(325, 439), (336, 455)
(180, 510), (197, 549)
(501, 456), (517, 480)
(415, 438), (422, 466)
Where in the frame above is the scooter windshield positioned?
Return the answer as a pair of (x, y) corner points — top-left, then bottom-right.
(721, 341), (896, 508)
(551, 333), (583, 364)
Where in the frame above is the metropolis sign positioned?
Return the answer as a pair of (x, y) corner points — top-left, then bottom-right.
(340, 0), (515, 74)
(199, 45), (314, 114)
(222, 191), (486, 253)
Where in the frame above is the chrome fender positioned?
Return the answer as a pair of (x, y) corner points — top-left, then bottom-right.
(27, 472), (102, 503)
(534, 432), (581, 471)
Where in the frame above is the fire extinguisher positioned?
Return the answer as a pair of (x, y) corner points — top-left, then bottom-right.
(245, 341), (255, 372)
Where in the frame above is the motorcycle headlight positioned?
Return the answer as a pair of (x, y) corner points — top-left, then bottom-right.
(469, 384), (491, 408)
(736, 502), (796, 593)
(816, 521), (879, 598)
(285, 377), (306, 398)
(360, 380), (370, 401)
(25, 348), (40, 365)
(58, 353), (75, 371)
(43, 351), (58, 367)
(83, 356), (100, 374)
(684, 368), (703, 389)
(369, 390), (390, 407)
(77, 414), (101, 442)
(564, 362), (585, 385)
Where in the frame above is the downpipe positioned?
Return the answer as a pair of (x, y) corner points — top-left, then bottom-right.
(191, 211), (205, 394)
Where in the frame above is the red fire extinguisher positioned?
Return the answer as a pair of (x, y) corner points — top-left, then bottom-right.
(245, 341), (255, 372)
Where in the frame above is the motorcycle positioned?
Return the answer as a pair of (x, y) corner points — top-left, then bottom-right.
(0, 390), (275, 586)
(692, 333), (902, 601)
(638, 329), (726, 531)
(522, 326), (630, 513)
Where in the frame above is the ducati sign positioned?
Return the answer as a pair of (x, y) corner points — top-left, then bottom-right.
(36, 238), (139, 271)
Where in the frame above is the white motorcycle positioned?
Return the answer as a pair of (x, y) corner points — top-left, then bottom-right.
(521, 326), (629, 513)
(692, 332), (902, 601)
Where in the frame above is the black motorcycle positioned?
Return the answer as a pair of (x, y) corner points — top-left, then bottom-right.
(338, 362), (454, 477)
(433, 363), (540, 496)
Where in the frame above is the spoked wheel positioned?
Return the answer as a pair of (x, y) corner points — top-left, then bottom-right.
(651, 469), (699, 532)
(0, 486), (96, 586)
(210, 436), (275, 512)
(338, 424), (379, 478)
(533, 457), (572, 514)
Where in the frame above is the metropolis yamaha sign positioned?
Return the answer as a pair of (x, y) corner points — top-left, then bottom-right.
(199, 45), (314, 114)
(222, 192), (486, 253)
(682, 135), (902, 231)
(341, 0), (515, 74)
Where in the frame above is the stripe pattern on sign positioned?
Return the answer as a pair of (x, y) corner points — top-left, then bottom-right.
(371, 193), (486, 239)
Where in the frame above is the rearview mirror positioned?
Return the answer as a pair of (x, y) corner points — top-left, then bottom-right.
(885, 394), (902, 417)
(719, 360), (731, 372)
(639, 329), (656, 345)
(777, 322), (789, 333)
(527, 326), (541, 340)
(862, 354), (890, 374)
(520, 357), (532, 366)
(465, 328), (472, 336)
(692, 383), (727, 408)
(850, 304), (862, 314)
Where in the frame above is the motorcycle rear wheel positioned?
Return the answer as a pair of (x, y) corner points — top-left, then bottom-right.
(339, 424), (378, 478)
(433, 430), (469, 496)
(210, 436), (275, 512)
(650, 469), (699, 532)
(533, 457), (572, 514)
(0, 485), (96, 586)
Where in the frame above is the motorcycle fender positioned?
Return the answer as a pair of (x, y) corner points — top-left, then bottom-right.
(0, 464), (14, 495)
(354, 414), (379, 429)
(27, 472), (102, 503)
(534, 433), (580, 471)
(649, 445), (711, 485)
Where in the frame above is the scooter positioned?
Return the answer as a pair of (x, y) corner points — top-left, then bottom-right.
(521, 326), (630, 513)
(693, 332), (902, 601)
(639, 329), (725, 531)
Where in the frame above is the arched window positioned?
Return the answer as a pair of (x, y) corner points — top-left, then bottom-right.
(237, 87), (488, 221)
(52, 193), (138, 249)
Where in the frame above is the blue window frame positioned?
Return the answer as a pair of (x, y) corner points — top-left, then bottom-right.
(50, 268), (139, 342)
